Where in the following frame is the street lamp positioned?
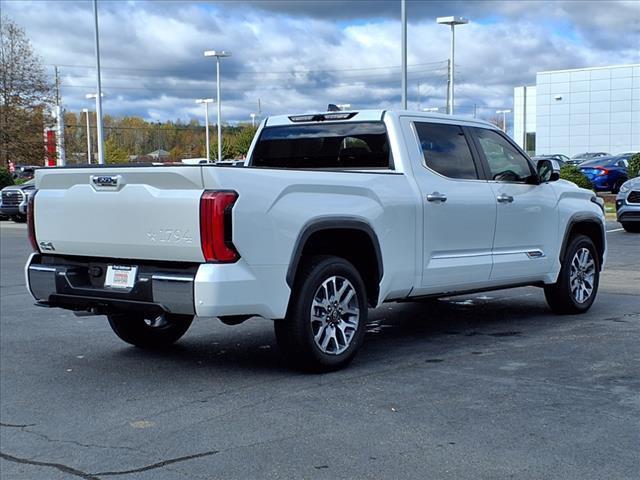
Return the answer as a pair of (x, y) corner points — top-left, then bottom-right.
(196, 99), (214, 161)
(82, 108), (91, 164)
(496, 109), (512, 133)
(250, 113), (256, 127)
(401, 0), (407, 109)
(204, 50), (231, 162)
(437, 16), (468, 115)
(85, 93), (104, 162)
(92, 0), (105, 164)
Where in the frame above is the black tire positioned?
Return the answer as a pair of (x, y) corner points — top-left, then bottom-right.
(275, 255), (367, 372)
(612, 180), (624, 194)
(11, 214), (26, 223)
(544, 234), (600, 314)
(621, 222), (640, 233)
(107, 313), (193, 349)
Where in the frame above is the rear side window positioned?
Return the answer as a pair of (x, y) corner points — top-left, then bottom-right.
(414, 122), (478, 180)
(251, 122), (391, 169)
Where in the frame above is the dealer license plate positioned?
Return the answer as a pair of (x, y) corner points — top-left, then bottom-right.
(104, 265), (138, 289)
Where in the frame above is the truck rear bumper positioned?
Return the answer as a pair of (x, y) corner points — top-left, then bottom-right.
(25, 254), (290, 320)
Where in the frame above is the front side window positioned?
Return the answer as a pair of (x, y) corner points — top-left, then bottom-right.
(414, 122), (478, 179)
(251, 122), (391, 169)
(473, 128), (534, 182)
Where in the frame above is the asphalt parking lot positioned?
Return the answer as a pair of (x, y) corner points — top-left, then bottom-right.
(1, 221), (638, 480)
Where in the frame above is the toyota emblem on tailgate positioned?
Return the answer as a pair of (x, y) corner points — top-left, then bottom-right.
(91, 175), (120, 188)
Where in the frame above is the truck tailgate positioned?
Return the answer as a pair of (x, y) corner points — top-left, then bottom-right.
(34, 167), (206, 262)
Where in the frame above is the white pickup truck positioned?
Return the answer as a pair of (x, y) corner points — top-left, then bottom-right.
(26, 110), (606, 371)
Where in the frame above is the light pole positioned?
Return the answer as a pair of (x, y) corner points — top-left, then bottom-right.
(83, 108), (91, 163)
(437, 16), (468, 115)
(204, 50), (231, 162)
(196, 99), (214, 161)
(496, 109), (511, 133)
(401, 0), (407, 109)
(92, 0), (105, 164)
(86, 93), (103, 162)
(250, 113), (256, 127)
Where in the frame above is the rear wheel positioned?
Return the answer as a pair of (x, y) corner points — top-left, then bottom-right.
(621, 222), (640, 233)
(107, 313), (193, 348)
(544, 234), (600, 314)
(275, 256), (367, 372)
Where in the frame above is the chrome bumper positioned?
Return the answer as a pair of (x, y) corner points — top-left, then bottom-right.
(26, 254), (196, 315)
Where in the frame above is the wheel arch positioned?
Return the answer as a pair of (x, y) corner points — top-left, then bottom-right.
(560, 213), (605, 269)
(286, 217), (384, 307)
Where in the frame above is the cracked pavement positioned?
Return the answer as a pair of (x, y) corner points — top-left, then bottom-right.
(1, 221), (639, 479)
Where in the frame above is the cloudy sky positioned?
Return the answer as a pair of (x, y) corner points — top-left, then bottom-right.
(2, 0), (639, 125)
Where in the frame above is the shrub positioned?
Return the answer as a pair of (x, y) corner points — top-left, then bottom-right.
(628, 153), (640, 179)
(0, 167), (14, 189)
(560, 165), (592, 190)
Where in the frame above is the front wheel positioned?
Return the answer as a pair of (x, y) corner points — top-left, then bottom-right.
(275, 256), (367, 372)
(544, 234), (600, 314)
(108, 313), (193, 348)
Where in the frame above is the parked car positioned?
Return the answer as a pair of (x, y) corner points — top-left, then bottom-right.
(616, 177), (640, 233)
(579, 155), (628, 193)
(567, 152), (609, 166)
(0, 180), (35, 222)
(25, 110), (606, 371)
(532, 154), (568, 168)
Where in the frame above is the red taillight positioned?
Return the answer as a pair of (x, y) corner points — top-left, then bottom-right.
(199, 191), (239, 263)
(27, 191), (39, 252)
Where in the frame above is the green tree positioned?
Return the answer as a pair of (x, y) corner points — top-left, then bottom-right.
(210, 135), (236, 161)
(0, 166), (13, 188)
(0, 16), (53, 166)
(233, 126), (258, 159)
(628, 153), (640, 178)
(104, 137), (129, 164)
(560, 165), (592, 190)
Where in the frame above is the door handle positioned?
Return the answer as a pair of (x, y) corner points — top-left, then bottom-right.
(496, 194), (514, 203)
(426, 192), (447, 203)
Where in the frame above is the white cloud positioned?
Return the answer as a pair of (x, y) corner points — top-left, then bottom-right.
(2, 0), (638, 124)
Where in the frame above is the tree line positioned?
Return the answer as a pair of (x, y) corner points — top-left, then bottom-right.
(63, 112), (258, 164)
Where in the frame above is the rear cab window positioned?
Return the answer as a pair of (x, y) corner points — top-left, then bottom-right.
(250, 122), (392, 170)
(413, 122), (479, 180)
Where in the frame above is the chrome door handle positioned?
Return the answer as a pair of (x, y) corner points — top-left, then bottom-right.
(496, 194), (514, 203)
(426, 192), (447, 203)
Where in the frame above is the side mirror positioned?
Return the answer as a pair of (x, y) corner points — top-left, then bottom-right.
(537, 159), (560, 182)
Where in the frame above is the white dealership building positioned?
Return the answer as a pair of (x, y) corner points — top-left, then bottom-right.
(513, 64), (640, 157)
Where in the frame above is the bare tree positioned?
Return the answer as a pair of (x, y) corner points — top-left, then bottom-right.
(0, 16), (53, 166)
(487, 115), (504, 131)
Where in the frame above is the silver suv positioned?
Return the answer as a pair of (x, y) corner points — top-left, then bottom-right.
(616, 177), (640, 232)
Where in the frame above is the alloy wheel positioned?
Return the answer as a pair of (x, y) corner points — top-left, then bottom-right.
(310, 275), (360, 355)
(569, 247), (596, 303)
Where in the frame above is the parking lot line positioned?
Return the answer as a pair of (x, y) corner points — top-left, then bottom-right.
(606, 228), (624, 233)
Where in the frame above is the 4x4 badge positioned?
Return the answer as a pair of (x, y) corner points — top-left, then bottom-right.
(39, 241), (55, 251)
